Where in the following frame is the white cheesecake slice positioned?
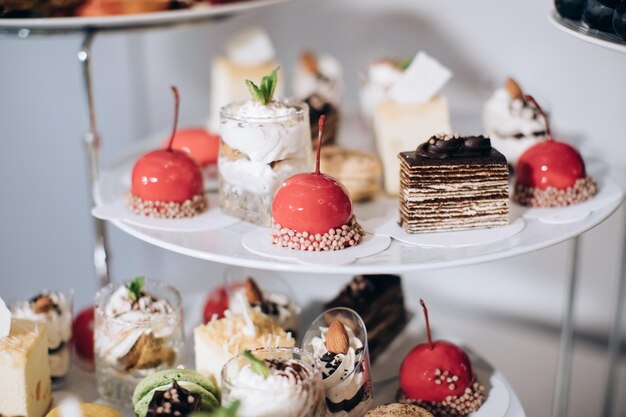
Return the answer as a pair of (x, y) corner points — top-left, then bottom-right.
(0, 319), (52, 417)
(194, 309), (294, 385)
(209, 57), (283, 130)
(373, 96), (451, 195)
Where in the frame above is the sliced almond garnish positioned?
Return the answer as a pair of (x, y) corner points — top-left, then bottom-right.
(505, 77), (523, 100)
(244, 278), (263, 306)
(33, 295), (54, 314)
(326, 320), (350, 354)
(301, 51), (319, 75)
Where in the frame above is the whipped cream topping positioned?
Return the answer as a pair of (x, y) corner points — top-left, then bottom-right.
(12, 291), (72, 377)
(229, 288), (300, 334)
(293, 54), (343, 107)
(225, 27), (275, 67)
(218, 157), (309, 195)
(220, 100), (311, 165)
(0, 297), (10, 338)
(96, 285), (176, 368)
(483, 88), (547, 163)
(227, 358), (317, 417)
(311, 326), (368, 408)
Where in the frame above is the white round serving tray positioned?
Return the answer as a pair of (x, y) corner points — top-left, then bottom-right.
(0, 0), (295, 33)
(94, 134), (624, 274)
(549, 10), (626, 54)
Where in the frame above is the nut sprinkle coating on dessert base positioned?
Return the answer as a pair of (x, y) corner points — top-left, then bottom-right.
(128, 193), (208, 219)
(398, 382), (485, 417)
(514, 177), (597, 208)
(272, 216), (364, 251)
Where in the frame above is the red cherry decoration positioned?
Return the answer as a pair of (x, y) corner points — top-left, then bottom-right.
(165, 128), (220, 168)
(131, 87), (204, 203)
(399, 299), (474, 403)
(202, 284), (242, 323)
(272, 115), (354, 235)
(515, 95), (587, 191)
(73, 306), (95, 363)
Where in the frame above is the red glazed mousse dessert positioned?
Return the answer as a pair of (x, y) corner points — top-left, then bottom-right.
(514, 95), (597, 207)
(272, 116), (364, 251)
(399, 300), (485, 416)
(130, 87), (208, 218)
(165, 128), (220, 169)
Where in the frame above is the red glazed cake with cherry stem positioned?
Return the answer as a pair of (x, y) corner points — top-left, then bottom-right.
(399, 299), (485, 416)
(271, 115), (364, 251)
(165, 128), (220, 169)
(513, 95), (597, 207)
(129, 87), (208, 218)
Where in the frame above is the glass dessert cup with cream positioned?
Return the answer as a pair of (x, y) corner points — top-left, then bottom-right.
(94, 279), (184, 405)
(302, 307), (374, 417)
(11, 289), (74, 388)
(219, 99), (312, 226)
(224, 267), (301, 336)
(221, 347), (325, 417)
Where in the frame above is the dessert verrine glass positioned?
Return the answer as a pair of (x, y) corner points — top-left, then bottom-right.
(94, 279), (184, 405)
(219, 99), (312, 226)
(221, 347), (325, 417)
(302, 307), (374, 417)
(11, 289), (74, 387)
(224, 267), (301, 336)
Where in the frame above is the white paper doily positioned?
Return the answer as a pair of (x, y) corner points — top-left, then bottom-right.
(513, 179), (624, 224)
(92, 193), (239, 232)
(242, 228), (391, 266)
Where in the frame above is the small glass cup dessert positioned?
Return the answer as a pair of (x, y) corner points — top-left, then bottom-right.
(221, 347), (325, 417)
(302, 308), (374, 417)
(224, 267), (301, 336)
(94, 278), (184, 405)
(219, 99), (312, 226)
(11, 289), (74, 388)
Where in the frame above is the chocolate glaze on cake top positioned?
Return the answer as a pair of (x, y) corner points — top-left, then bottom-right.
(404, 133), (506, 166)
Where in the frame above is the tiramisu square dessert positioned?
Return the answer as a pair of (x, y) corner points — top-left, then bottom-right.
(0, 297), (52, 417)
(373, 52), (452, 195)
(209, 27), (283, 130)
(399, 134), (509, 233)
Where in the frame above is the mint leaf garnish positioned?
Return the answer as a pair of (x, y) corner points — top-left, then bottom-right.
(397, 57), (413, 71)
(245, 67), (279, 105)
(243, 350), (270, 379)
(190, 401), (240, 417)
(125, 276), (145, 302)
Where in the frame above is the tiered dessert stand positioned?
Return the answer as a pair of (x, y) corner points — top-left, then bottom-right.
(2, 4), (625, 417)
(549, 10), (626, 417)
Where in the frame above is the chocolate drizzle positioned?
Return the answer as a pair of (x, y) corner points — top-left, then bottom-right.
(326, 383), (369, 413)
(266, 359), (312, 384)
(416, 134), (493, 159)
(147, 380), (201, 417)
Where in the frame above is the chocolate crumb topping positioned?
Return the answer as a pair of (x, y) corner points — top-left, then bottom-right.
(416, 134), (493, 159)
(147, 380), (201, 417)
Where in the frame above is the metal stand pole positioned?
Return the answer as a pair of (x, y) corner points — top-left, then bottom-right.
(552, 236), (581, 417)
(602, 216), (626, 417)
(78, 30), (110, 288)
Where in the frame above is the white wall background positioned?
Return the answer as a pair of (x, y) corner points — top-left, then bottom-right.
(1, 0), (625, 416)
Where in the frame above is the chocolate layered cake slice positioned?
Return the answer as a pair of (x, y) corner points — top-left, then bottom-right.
(399, 133), (509, 234)
(324, 274), (407, 362)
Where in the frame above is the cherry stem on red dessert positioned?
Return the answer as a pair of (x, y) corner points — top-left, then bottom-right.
(165, 86), (181, 152)
(315, 115), (327, 175)
(420, 298), (434, 350)
(523, 94), (552, 142)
